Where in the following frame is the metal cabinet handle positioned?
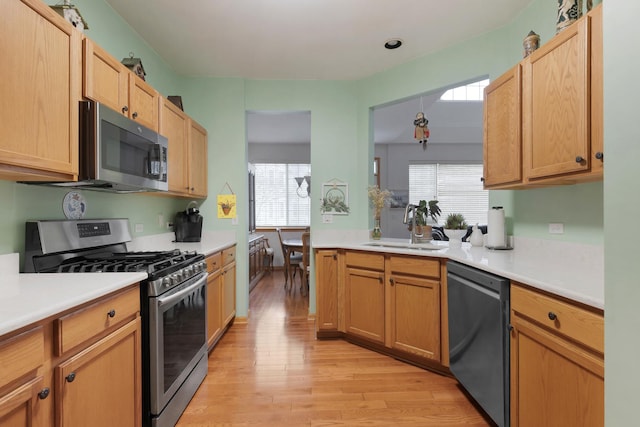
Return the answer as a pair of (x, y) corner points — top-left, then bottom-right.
(122, 106), (129, 113)
(132, 112), (138, 119)
(38, 387), (50, 400)
(389, 277), (395, 286)
(548, 312), (557, 321)
(575, 156), (585, 163)
(378, 276), (383, 284)
(65, 372), (76, 383)
(595, 151), (604, 160)
(107, 309), (116, 318)
(480, 177), (485, 182)
(332, 254), (337, 260)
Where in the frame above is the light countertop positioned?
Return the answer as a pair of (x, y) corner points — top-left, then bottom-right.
(0, 231), (237, 338)
(314, 233), (604, 310)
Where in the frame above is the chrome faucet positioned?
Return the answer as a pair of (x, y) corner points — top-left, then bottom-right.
(403, 203), (418, 244)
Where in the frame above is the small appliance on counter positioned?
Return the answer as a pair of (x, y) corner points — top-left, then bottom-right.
(174, 201), (203, 242)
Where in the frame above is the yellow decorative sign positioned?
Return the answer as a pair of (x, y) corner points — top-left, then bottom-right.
(217, 194), (236, 219)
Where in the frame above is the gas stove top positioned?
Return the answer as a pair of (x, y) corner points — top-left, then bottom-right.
(39, 249), (202, 275)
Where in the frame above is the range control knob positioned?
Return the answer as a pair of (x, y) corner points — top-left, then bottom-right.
(162, 277), (171, 288)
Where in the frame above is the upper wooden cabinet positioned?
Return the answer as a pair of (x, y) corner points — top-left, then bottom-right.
(83, 38), (159, 132)
(0, 0), (80, 182)
(484, 5), (602, 188)
(188, 119), (208, 197)
(159, 97), (208, 198)
(483, 65), (522, 188)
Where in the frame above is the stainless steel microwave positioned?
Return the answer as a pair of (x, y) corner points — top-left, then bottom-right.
(76, 101), (168, 192)
(36, 101), (169, 193)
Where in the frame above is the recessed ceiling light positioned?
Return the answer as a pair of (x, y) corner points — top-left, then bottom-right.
(384, 39), (403, 50)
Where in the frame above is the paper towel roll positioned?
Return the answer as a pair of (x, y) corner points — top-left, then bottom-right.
(487, 207), (506, 247)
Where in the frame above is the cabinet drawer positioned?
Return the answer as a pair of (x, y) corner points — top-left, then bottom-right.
(0, 327), (44, 390)
(206, 252), (222, 273)
(511, 284), (603, 354)
(222, 246), (236, 266)
(345, 251), (385, 271)
(388, 255), (440, 278)
(55, 286), (140, 355)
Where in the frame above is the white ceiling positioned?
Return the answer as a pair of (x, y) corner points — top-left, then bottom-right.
(105, 0), (528, 144)
(105, 0), (532, 81)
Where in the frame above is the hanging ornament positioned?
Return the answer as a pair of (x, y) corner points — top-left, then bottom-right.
(414, 111), (430, 145)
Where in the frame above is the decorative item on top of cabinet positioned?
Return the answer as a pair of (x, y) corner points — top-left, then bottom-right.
(522, 30), (540, 57)
(0, 0), (81, 182)
(50, 0), (89, 32)
(121, 52), (146, 81)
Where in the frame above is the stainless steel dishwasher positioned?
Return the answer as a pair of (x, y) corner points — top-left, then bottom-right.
(447, 260), (510, 427)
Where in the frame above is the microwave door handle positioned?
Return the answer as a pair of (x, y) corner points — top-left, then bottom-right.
(147, 145), (161, 178)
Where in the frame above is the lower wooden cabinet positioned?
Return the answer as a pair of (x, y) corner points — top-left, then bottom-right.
(315, 250), (339, 332)
(205, 245), (236, 350)
(0, 285), (142, 427)
(510, 283), (604, 426)
(55, 318), (141, 427)
(222, 260), (236, 326)
(345, 265), (385, 344)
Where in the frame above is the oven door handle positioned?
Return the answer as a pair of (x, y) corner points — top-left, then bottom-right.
(157, 272), (207, 308)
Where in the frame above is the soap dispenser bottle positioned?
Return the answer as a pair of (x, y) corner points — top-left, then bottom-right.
(470, 224), (484, 247)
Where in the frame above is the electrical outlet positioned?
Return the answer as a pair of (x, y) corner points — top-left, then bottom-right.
(134, 223), (144, 233)
(548, 223), (564, 234)
(322, 214), (333, 224)
(157, 213), (164, 227)
(231, 217), (238, 225)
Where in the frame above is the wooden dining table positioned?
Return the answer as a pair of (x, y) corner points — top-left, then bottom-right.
(282, 238), (303, 287)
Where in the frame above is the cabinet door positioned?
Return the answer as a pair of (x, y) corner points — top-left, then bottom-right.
(128, 74), (159, 132)
(589, 5), (603, 177)
(483, 64), (522, 188)
(345, 267), (385, 344)
(522, 18), (589, 180)
(188, 120), (208, 197)
(222, 261), (236, 326)
(510, 317), (604, 427)
(1, 0), (80, 180)
(56, 318), (141, 427)
(0, 376), (46, 427)
(388, 274), (440, 361)
(160, 97), (189, 194)
(83, 38), (128, 115)
(315, 250), (339, 332)
(207, 269), (222, 349)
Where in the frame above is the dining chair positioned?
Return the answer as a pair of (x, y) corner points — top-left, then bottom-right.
(262, 239), (274, 272)
(298, 231), (311, 295)
(276, 228), (302, 289)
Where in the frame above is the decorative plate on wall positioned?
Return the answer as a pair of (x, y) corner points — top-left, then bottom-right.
(62, 191), (87, 219)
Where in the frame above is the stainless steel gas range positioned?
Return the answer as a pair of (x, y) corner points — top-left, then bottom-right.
(24, 219), (208, 427)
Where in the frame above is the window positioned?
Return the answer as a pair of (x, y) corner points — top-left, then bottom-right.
(440, 79), (490, 101)
(254, 163), (311, 226)
(409, 164), (489, 225)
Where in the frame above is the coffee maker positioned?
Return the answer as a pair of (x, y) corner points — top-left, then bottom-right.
(174, 201), (203, 242)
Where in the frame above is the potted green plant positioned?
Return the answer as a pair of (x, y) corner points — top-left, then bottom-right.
(410, 199), (441, 237)
(443, 213), (468, 245)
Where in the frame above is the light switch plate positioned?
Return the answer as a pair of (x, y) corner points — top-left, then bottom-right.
(322, 214), (333, 223)
(548, 223), (564, 234)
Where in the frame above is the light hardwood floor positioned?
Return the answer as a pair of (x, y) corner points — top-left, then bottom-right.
(177, 271), (492, 426)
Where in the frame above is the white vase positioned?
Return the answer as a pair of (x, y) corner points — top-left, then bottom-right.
(444, 229), (466, 246)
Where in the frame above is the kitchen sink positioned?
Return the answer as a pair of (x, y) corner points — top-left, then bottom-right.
(363, 241), (443, 251)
